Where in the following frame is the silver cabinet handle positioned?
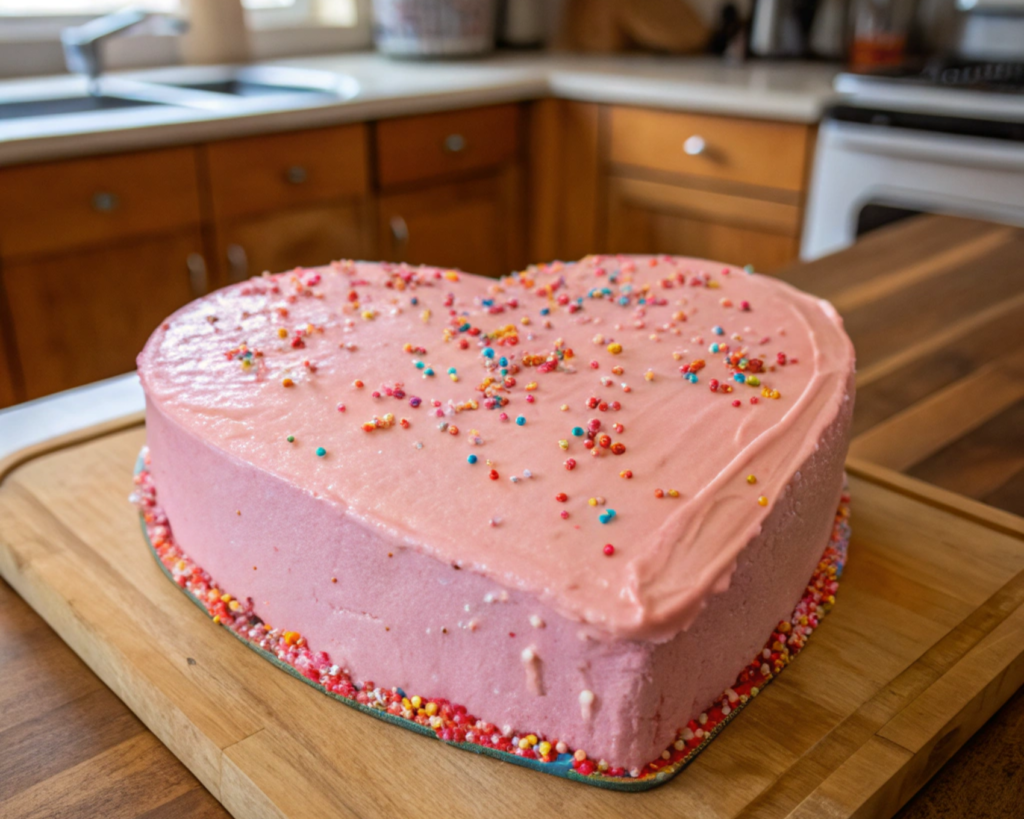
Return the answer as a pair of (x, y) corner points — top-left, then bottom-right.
(91, 191), (120, 212)
(227, 243), (248, 282)
(390, 215), (409, 248)
(186, 253), (208, 297)
(443, 133), (466, 153)
(683, 135), (706, 156)
(285, 165), (308, 185)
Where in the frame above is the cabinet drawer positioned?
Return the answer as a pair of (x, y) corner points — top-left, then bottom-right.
(609, 107), (812, 193)
(376, 104), (521, 189)
(205, 124), (369, 222)
(0, 147), (201, 260)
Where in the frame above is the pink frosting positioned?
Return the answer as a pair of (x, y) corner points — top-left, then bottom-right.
(138, 256), (854, 644)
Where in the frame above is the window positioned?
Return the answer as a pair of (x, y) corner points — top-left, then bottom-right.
(0, 1), (359, 27)
(0, 1), (180, 13)
(0, 0), (367, 78)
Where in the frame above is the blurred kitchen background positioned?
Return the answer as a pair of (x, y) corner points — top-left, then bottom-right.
(0, 0), (1021, 408)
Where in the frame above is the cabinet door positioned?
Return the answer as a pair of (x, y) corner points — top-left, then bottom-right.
(218, 202), (373, 283)
(0, 311), (19, 408)
(605, 176), (801, 272)
(378, 173), (521, 278)
(3, 230), (208, 400)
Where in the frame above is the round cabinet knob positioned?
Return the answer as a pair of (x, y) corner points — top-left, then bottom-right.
(186, 253), (208, 297)
(443, 133), (466, 154)
(683, 135), (706, 156)
(226, 243), (249, 283)
(285, 165), (308, 185)
(91, 191), (120, 212)
(390, 215), (410, 247)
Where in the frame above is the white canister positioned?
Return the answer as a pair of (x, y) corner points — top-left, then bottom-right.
(373, 0), (499, 57)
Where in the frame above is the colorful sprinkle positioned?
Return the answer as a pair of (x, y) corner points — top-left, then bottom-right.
(315, 447), (327, 457)
(468, 454), (478, 465)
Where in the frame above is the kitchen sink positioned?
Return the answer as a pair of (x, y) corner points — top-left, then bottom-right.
(146, 66), (359, 101)
(174, 80), (322, 97)
(0, 67), (358, 124)
(0, 94), (159, 121)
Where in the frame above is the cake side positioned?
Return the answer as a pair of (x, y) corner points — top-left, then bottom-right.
(142, 370), (851, 769)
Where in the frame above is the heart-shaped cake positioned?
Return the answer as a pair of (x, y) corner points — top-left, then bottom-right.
(137, 255), (854, 779)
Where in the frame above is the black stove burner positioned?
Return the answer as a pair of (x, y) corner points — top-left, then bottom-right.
(859, 59), (1024, 93)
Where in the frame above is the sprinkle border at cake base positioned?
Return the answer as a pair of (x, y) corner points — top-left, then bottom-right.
(131, 448), (851, 792)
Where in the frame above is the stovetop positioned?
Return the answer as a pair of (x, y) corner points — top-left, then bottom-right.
(855, 59), (1024, 94)
(833, 58), (1024, 123)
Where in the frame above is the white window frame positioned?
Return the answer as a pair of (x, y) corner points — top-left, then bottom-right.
(0, 0), (371, 78)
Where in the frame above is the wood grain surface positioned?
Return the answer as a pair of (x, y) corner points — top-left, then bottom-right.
(608, 106), (812, 193)
(0, 147), (202, 261)
(374, 104), (521, 190)
(775, 215), (1024, 524)
(1, 215), (1022, 818)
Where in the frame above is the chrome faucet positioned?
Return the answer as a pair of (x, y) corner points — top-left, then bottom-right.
(61, 7), (188, 95)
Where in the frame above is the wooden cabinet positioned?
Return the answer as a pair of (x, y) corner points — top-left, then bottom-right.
(378, 172), (522, 278)
(3, 231), (206, 399)
(218, 203), (370, 281)
(0, 99), (812, 408)
(0, 147), (202, 259)
(601, 108), (815, 271)
(0, 147), (206, 404)
(203, 124), (372, 284)
(376, 104), (521, 188)
(0, 308), (19, 407)
(608, 107), (812, 193)
(375, 105), (525, 278)
(605, 176), (802, 272)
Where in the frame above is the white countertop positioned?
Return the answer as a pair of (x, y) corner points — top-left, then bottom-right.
(0, 52), (840, 165)
(0, 374), (144, 466)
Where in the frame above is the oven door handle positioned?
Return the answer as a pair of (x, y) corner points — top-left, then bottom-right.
(824, 120), (1024, 172)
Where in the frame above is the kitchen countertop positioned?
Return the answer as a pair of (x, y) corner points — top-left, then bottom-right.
(0, 53), (840, 166)
(0, 214), (1022, 817)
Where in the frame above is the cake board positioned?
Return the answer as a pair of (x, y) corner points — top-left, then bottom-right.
(2, 419), (1024, 818)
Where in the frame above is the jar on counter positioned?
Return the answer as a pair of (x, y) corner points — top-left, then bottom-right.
(372, 0), (499, 57)
(848, 0), (917, 69)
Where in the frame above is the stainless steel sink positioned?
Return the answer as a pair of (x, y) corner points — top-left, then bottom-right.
(0, 67), (358, 124)
(0, 95), (159, 121)
(144, 66), (359, 101)
(171, 79), (330, 97)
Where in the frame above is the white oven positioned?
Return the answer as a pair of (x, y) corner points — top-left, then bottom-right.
(800, 70), (1024, 260)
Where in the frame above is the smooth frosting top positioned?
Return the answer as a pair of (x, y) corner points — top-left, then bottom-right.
(138, 256), (854, 642)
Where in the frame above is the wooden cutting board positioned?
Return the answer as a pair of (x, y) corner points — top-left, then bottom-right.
(1, 419), (1024, 819)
